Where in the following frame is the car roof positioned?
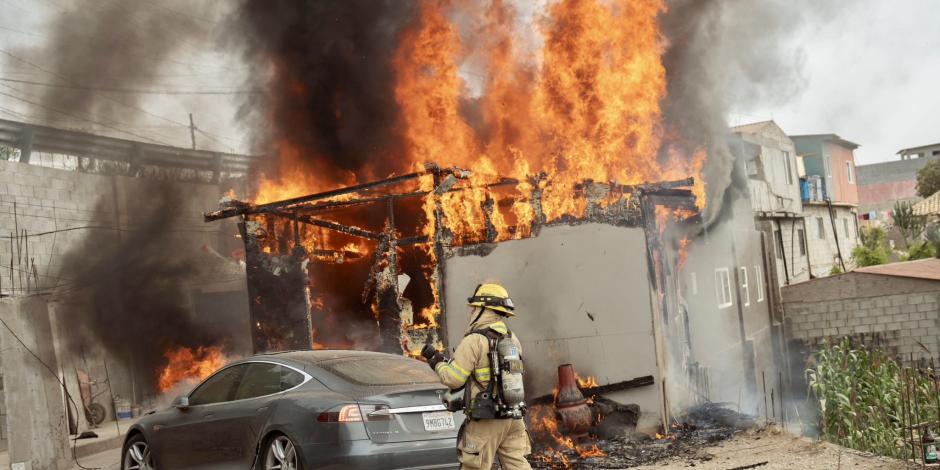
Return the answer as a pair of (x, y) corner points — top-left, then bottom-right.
(248, 349), (402, 367)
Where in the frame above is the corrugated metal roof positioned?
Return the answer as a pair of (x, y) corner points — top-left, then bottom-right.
(912, 190), (940, 216)
(855, 258), (940, 281)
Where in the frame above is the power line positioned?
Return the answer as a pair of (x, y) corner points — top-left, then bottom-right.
(0, 77), (261, 95)
(0, 88), (174, 145)
(0, 315), (99, 470)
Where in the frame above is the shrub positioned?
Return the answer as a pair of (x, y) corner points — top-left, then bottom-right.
(904, 240), (937, 261)
(852, 226), (890, 267)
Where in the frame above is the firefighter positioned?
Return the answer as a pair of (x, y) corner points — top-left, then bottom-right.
(421, 283), (532, 470)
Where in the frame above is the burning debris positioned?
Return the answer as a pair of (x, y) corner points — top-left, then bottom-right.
(528, 402), (755, 469)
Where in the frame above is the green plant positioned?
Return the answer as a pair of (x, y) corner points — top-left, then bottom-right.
(893, 201), (927, 248)
(917, 158), (940, 198)
(852, 226), (890, 267)
(904, 240), (937, 261)
(806, 339), (940, 459)
(927, 225), (940, 258)
(829, 265), (843, 275)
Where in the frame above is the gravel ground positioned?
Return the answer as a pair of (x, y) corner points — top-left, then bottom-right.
(630, 427), (912, 470)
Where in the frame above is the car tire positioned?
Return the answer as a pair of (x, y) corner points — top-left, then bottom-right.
(122, 433), (156, 470)
(261, 433), (303, 470)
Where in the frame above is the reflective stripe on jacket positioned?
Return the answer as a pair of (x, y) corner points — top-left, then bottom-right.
(433, 310), (522, 404)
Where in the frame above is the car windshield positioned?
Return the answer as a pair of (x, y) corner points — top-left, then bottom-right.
(321, 356), (439, 386)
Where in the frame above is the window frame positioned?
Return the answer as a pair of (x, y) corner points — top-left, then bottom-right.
(714, 268), (733, 309)
(188, 360), (312, 407)
(739, 267), (750, 307)
(783, 151), (793, 185)
(816, 217), (826, 239)
(754, 265), (765, 302)
(846, 161), (854, 184)
(797, 228), (806, 256)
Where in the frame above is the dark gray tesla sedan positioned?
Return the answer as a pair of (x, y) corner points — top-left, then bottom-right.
(121, 350), (463, 470)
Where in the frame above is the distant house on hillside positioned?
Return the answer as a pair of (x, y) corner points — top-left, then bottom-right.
(856, 142), (940, 224)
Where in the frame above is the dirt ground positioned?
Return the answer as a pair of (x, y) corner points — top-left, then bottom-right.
(630, 427), (911, 470)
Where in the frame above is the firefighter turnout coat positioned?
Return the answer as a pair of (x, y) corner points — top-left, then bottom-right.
(433, 310), (532, 470)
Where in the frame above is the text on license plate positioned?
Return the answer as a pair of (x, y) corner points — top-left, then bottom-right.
(422, 411), (455, 432)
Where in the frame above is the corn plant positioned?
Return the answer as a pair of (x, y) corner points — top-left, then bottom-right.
(806, 338), (940, 459)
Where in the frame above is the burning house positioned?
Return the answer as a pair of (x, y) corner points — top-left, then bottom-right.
(195, 0), (798, 456)
(205, 152), (782, 439)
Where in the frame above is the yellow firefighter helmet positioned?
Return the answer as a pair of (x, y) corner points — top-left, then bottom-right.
(467, 283), (515, 316)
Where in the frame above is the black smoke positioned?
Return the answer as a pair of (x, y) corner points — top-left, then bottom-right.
(12, 0), (212, 127)
(228, 0), (416, 179)
(55, 184), (229, 391)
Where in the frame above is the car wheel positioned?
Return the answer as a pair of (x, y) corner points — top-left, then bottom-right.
(263, 434), (302, 470)
(122, 434), (156, 470)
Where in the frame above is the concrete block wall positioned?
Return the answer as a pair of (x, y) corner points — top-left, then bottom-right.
(757, 218), (810, 286)
(782, 273), (940, 361)
(0, 159), (231, 295)
(802, 203), (859, 276)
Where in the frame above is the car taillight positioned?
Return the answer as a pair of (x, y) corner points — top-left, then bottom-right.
(317, 404), (362, 423)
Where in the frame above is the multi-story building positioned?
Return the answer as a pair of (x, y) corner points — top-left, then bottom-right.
(856, 142), (940, 223)
(733, 121), (809, 286)
(791, 134), (861, 275)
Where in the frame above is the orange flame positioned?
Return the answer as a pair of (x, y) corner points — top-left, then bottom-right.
(576, 373), (599, 389)
(157, 346), (227, 392)
(248, 0), (707, 350)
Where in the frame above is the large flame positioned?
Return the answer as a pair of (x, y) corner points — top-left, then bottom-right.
(248, 0), (706, 349)
(157, 346), (228, 393)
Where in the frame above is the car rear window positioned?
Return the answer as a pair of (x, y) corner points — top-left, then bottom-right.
(321, 357), (439, 386)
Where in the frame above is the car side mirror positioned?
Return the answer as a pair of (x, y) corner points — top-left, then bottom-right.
(172, 395), (190, 410)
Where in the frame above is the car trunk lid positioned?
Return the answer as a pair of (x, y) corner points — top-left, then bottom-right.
(355, 385), (462, 443)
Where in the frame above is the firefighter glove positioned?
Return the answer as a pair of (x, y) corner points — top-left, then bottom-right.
(421, 343), (446, 370)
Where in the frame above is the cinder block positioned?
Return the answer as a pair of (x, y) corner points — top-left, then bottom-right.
(877, 315), (893, 324)
(856, 324), (871, 333)
(860, 300), (875, 309)
(893, 297), (909, 307)
(904, 320), (919, 329)
(808, 313), (823, 323)
(885, 306), (901, 315)
(902, 305), (917, 314)
(876, 298), (891, 308)
(912, 312), (928, 321)
(829, 303), (844, 313)
(919, 320), (935, 328)
(918, 303), (936, 313)
(910, 295), (926, 305)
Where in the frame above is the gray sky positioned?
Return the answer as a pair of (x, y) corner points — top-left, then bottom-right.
(739, 0), (940, 166)
(1, 0), (938, 165)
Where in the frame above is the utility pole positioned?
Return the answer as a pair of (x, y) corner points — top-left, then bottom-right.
(189, 113), (196, 150)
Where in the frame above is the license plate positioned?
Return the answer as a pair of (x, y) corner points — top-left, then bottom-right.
(422, 411), (455, 432)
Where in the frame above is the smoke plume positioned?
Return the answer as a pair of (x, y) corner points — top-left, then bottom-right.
(229, 1), (416, 182)
(13, 0), (212, 127)
(55, 184), (228, 391)
(660, 0), (837, 222)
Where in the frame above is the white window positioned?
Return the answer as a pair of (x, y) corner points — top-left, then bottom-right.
(783, 151), (793, 185)
(843, 218), (850, 238)
(740, 267), (750, 307)
(715, 268), (733, 309)
(689, 272), (698, 295)
(754, 265), (765, 302)
(817, 217), (826, 239)
(846, 161), (854, 183)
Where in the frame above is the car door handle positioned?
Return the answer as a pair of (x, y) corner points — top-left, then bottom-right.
(257, 406), (268, 412)
(203, 413), (214, 419)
